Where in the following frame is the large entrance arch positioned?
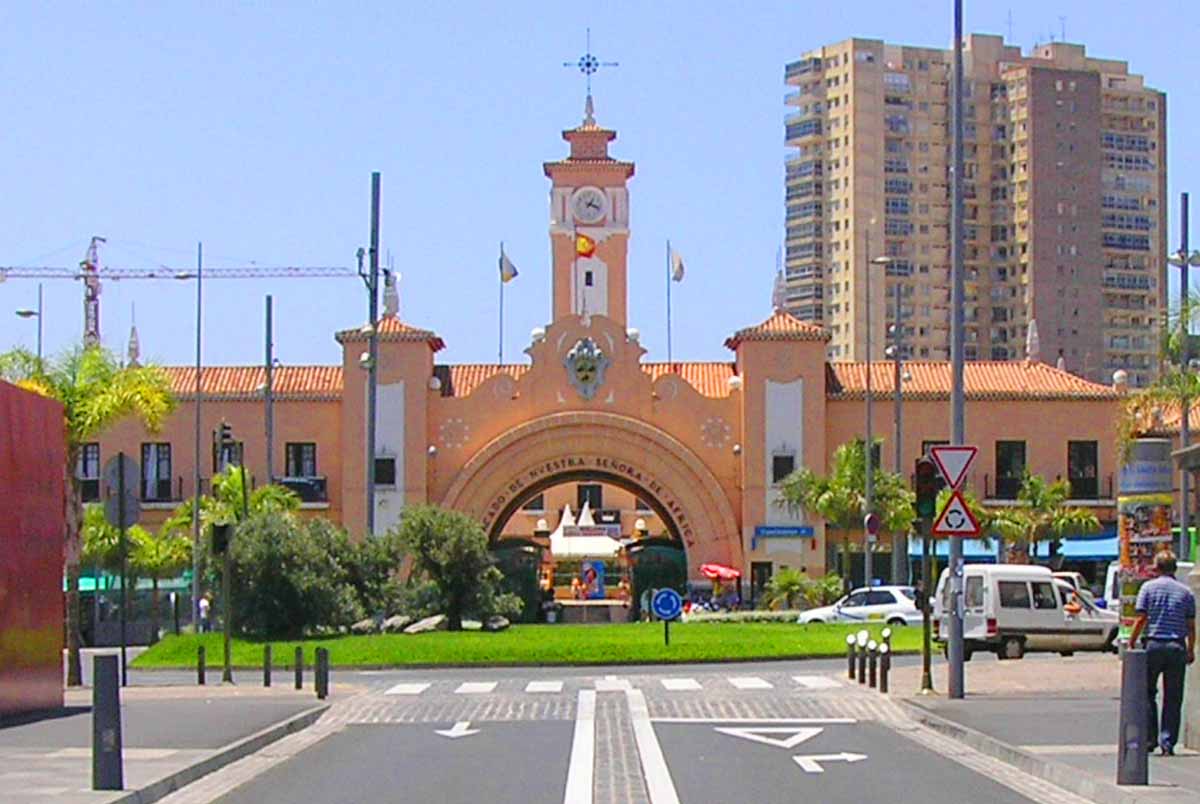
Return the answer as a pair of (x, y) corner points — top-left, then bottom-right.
(440, 412), (741, 577)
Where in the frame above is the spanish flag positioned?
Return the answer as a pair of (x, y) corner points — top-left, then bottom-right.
(576, 233), (596, 258)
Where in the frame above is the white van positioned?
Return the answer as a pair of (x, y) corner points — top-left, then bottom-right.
(1103, 560), (1194, 611)
(934, 564), (1119, 660)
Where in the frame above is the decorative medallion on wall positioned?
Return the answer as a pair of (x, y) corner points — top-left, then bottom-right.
(494, 375), (516, 399)
(701, 416), (732, 449)
(439, 417), (470, 449)
(564, 337), (611, 400)
(658, 377), (679, 402)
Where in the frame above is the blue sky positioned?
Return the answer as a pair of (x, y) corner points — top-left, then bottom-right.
(1, 1), (1197, 368)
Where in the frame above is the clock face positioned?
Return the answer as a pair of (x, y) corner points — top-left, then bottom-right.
(571, 187), (608, 224)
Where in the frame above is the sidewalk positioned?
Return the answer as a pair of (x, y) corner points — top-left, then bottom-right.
(1, 684), (327, 803)
(893, 653), (1200, 804)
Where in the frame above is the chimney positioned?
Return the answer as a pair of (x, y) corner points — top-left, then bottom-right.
(1112, 369), (1129, 393)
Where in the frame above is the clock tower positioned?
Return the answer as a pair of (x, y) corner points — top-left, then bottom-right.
(543, 99), (635, 327)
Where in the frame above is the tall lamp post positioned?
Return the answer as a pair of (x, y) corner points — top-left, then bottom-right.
(864, 229), (876, 589)
(14, 283), (43, 364)
(872, 255), (910, 584)
(1168, 244), (1200, 563)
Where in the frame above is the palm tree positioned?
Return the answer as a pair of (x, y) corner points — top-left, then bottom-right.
(1, 346), (174, 686)
(985, 473), (1101, 563)
(762, 567), (806, 610)
(779, 438), (916, 584)
(131, 526), (192, 640)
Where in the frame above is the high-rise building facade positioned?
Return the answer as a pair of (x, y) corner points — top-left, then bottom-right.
(783, 35), (1166, 386)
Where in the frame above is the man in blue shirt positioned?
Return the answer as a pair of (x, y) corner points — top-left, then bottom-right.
(1129, 551), (1197, 755)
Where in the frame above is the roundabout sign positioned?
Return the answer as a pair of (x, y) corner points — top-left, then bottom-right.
(651, 588), (683, 621)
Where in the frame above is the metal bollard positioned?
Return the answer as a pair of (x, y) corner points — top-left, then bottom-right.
(846, 634), (857, 679)
(868, 640), (878, 689)
(856, 630), (869, 684)
(294, 646), (303, 690)
(315, 647), (329, 700)
(92, 655), (124, 791)
(881, 627), (893, 653)
(1117, 648), (1150, 786)
(263, 644), (272, 688)
(879, 643), (891, 693)
(197, 645), (206, 686)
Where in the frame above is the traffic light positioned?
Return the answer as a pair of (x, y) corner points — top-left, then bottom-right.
(217, 421), (233, 449)
(211, 523), (232, 554)
(914, 456), (943, 520)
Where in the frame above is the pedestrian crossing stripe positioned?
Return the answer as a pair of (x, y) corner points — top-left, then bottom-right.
(792, 675), (842, 689)
(660, 678), (703, 691)
(728, 676), (773, 690)
(525, 680), (564, 693)
(454, 681), (498, 694)
(384, 682), (430, 695)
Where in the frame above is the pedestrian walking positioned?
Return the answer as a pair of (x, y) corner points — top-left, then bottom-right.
(198, 592), (212, 633)
(1129, 551), (1196, 756)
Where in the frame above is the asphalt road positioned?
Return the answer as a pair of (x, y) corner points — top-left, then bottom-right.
(209, 660), (1069, 804)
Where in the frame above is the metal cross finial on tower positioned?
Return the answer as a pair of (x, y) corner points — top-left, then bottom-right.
(563, 28), (618, 125)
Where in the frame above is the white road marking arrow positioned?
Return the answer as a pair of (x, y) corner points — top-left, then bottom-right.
(792, 752), (867, 774)
(714, 726), (823, 749)
(435, 721), (480, 739)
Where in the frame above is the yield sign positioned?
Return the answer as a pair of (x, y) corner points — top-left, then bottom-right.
(931, 490), (982, 537)
(929, 445), (977, 490)
(714, 726), (822, 749)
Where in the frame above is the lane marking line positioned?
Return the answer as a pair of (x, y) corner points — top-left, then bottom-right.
(713, 726), (823, 749)
(651, 717), (856, 724)
(660, 678), (702, 691)
(728, 676), (773, 690)
(526, 680), (564, 693)
(563, 689), (596, 804)
(454, 681), (497, 694)
(626, 688), (682, 804)
(595, 676), (632, 692)
(792, 675), (842, 689)
(384, 682), (430, 695)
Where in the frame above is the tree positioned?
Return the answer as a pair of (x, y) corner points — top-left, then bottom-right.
(779, 438), (916, 583)
(1, 346), (174, 685)
(761, 567), (805, 610)
(394, 505), (522, 630)
(984, 473), (1101, 563)
(131, 526), (192, 640)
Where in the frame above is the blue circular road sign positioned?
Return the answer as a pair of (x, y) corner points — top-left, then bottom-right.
(651, 588), (683, 621)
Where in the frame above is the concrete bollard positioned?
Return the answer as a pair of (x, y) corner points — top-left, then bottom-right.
(868, 640), (878, 689)
(263, 644), (272, 688)
(879, 643), (891, 693)
(92, 655), (124, 791)
(197, 645), (206, 686)
(294, 646), (303, 690)
(846, 634), (857, 680)
(1117, 648), (1150, 786)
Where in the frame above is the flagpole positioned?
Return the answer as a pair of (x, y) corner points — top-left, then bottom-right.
(666, 239), (673, 365)
(498, 241), (504, 364)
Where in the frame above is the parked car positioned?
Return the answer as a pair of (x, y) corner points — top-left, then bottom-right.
(1102, 559), (1194, 611)
(797, 585), (921, 626)
(933, 564), (1118, 660)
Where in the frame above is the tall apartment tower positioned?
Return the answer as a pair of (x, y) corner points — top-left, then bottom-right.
(782, 35), (1166, 386)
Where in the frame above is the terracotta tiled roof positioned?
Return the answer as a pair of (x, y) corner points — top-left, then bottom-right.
(826, 361), (1121, 401)
(163, 366), (343, 401)
(1143, 403), (1200, 435)
(334, 317), (445, 351)
(644, 363), (737, 398)
(434, 364), (528, 397)
(724, 311), (831, 349)
(430, 362), (737, 398)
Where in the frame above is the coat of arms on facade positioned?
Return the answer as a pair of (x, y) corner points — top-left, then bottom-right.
(564, 337), (611, 400)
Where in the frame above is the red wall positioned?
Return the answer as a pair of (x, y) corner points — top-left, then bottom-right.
(0, 381), (65, 716)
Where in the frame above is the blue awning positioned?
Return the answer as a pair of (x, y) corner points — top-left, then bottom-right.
(908, 526), (1117, 562)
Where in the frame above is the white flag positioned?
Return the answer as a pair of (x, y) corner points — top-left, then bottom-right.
(670, 248), (685, 282)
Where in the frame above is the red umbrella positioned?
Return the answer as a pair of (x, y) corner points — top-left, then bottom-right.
(700, 563), (741, 581)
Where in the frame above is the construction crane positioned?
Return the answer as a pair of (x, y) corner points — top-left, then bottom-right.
(1, 238), (357, 345)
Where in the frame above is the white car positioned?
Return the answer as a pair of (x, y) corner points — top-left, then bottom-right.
(797, 585), (922, 626)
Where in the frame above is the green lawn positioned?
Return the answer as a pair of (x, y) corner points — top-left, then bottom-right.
(132, 622), (920, 669)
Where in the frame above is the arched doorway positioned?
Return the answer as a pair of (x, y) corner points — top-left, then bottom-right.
(440, 411), (741, 578)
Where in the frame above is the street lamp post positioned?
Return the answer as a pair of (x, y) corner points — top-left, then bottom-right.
(1168, 240), (1200, 563)
(864, 229), (875, 589)
(15, 282), (43, 364)
(873, 255), (910, 584)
